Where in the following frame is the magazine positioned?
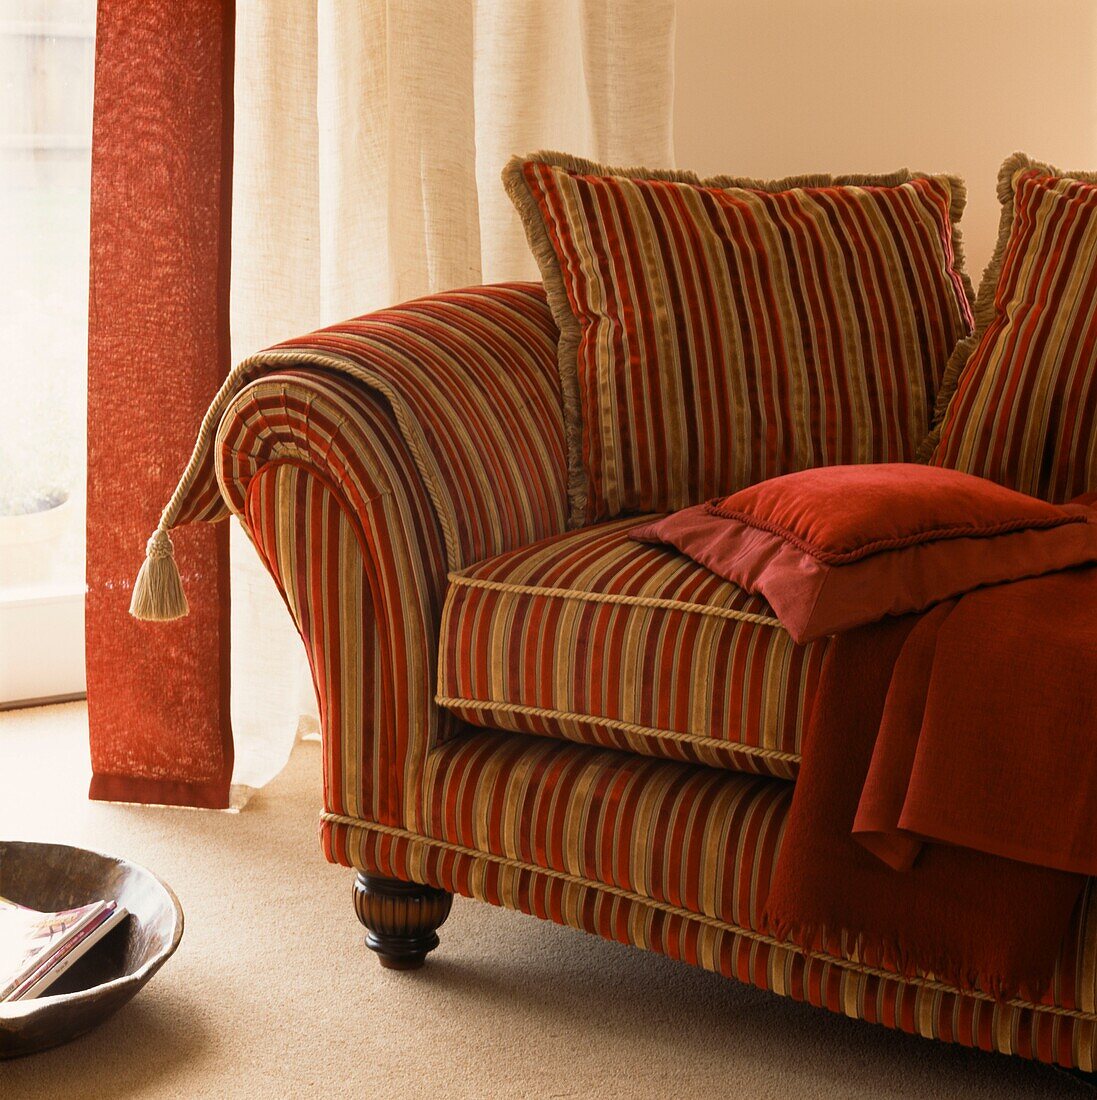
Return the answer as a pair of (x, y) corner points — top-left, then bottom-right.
(0, 896), (128, 1001)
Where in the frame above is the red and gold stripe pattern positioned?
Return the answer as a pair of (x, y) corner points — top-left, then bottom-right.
(420, 731), (790, 924)
(507, 153), (974, 523)
(208, 286), (565, 828)
(438, 519), (825, 777)
(322, 727), (1097, 1070)
(211, 284), (569, 827)
(215, 362), (1097, 1071)
(208, 282), (1097, 1071)
(180, 282), (567, 571)
(929, 160), (1097, 500)
(216, 371), (449, 825)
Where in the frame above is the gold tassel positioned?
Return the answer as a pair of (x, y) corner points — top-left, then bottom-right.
(129, 528), (189, 621)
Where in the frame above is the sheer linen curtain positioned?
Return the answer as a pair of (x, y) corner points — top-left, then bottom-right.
(228, 0), (677, 792)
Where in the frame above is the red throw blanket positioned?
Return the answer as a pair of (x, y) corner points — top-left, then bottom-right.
(763, 567), (1097, 999)
(855, 569), (1097, 876)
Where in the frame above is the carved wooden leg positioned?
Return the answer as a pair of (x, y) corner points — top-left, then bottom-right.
(352, 873), (453, 970)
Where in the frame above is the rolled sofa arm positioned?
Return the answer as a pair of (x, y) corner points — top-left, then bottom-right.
(216, 370), (451, 827)
(142, 283), (568, 829)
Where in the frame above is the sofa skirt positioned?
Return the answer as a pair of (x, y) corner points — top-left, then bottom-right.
(321, 730), (1097, 1072)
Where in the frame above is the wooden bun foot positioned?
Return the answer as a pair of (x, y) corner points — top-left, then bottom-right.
(352, 873), (453, 970)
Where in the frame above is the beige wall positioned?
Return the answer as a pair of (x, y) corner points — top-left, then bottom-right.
(674, 0), (1097, 279)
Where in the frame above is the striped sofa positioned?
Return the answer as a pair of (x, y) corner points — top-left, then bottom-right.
(215, 282), (1097, 1074)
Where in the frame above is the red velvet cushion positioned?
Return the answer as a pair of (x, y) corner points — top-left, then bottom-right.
(631, 464), (1097, 643)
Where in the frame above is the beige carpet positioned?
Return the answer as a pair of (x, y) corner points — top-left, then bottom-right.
(0, 703), (1091, 1099)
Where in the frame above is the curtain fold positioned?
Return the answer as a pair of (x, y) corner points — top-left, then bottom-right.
(228, 0), (321, 793)
(87, 0), (235, 808)
(228, 0), (676, 797)
(92, 0), (675, 804)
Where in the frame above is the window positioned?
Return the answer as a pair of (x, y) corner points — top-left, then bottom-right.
(0, 2), (95, 705)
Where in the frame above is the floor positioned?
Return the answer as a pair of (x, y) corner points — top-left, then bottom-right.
(0, 702), (1091, 1099)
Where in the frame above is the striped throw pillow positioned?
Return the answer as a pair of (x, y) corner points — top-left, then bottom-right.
(924, 153), (1097, 501)
(505, 151), (974, 525)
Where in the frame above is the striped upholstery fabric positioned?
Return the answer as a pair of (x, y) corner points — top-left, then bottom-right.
(505, 152), (974, 523)
(927, 154), (1097, 500)
(211, 288), (572, 827)
(212, 288), (568, 825)
(217, 370), (450, 825)
(184, 283), (567, 570)
(322, 728), (1097, 1070)
(210, 287), (1097, 1072)
(437, 518), (827, 778)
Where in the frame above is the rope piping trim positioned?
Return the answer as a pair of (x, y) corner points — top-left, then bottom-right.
(446, 572), (784, 628)
(432, 696), (800, 763)
(320, 812), (1097, 1024)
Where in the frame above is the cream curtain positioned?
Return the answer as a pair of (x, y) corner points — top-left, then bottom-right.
(228, 0), (677, 792)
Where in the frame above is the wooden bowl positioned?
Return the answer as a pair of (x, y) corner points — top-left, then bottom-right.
(0, 840), (183, 1058)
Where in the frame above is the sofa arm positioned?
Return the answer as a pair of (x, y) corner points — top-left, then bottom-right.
(152, 282), (567, 560)
(206, 284), (568, 829)
(240, 282), (569, 569)
(216, 370), (444, 827)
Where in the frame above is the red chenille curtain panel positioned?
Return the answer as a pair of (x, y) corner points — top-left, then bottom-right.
(87, 1), (235, 807)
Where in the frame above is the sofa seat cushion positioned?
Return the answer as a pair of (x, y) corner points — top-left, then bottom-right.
(437, 517), (830, 778)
